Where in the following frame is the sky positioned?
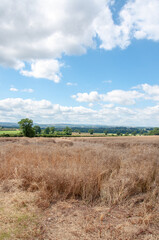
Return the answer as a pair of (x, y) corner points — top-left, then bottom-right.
(0, 0), (159, 126)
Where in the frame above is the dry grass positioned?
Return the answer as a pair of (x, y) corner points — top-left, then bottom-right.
(0, 180), (43, 240)
(0, 136), (159, 239)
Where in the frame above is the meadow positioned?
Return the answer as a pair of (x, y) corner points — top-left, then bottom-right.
(0, 130), (21, 135)
(0, 136), (158, 239)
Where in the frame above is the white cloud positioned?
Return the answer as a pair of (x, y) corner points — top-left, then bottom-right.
(140, 84), (159, 96)
(102, 103), (114, 108)
(21, 60), (62, 83)
(66, 82), (77, 86)
(95, 0), (159, 50)
(0, 98), (95, 123)
(73, 84), (159, 106)
(122, 0), (159, 42)
(0, 0), (103, 80)
(88, 103), (94, 107)
(72, 90), (143, 105)
(102, 90), (143, 105)
(133, 83), (159, 101)
(0, 0), (159, 81)
(0, 97), (159, 126)
(103, 80), (112, 84)
(21, 89), (34, 93)
(9, 87), (34, 93)
(94, 5), (131, 50)
(10, 87), (18, 92)
(72, 91), (100, 103)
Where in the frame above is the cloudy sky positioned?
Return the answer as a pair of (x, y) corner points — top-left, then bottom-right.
(1, 0), (159, 126)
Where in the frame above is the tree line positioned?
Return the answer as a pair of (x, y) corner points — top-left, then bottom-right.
(18, 119), (73, 137)
(0, 118), (158, 137)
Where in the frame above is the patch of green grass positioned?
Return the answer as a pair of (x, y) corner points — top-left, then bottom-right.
(0, 131), (21, 135)
(0, 207), (4, 212)
(0, 232), (11, 240)
(13, 213), (37, 237)
(0, 192), (42, 240)
(0, 211), (40, 239)
(16, 213), (34, 223)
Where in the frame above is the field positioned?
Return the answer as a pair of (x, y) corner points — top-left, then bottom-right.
(72, 132), (118, 136)
(0, 136), (159, 239)
(0, 130), (21, 135)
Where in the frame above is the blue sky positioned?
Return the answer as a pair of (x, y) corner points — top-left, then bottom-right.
(0, 0), (159, 126)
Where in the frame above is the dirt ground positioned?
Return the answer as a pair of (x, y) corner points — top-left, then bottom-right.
(42, 200), (159, 240)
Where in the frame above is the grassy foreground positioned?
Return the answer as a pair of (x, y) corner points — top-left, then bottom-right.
(0, 136), (158, 239)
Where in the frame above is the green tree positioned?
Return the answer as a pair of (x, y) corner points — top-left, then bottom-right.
(117, 131), (121, 136)
(88, 129), (94, 135)
(139, 130), (144, 135)
(74, 129), (81, 134)
(34, 125), (41, 134)
(44, 127), (50, 134)
(104, 130), (108, 135)
(50, 126), (55, 134)
(18, 118), (35, 137)
(132, 131), (137, 136)
(149, 127), (159, 135)
(63, 127), (72, 135)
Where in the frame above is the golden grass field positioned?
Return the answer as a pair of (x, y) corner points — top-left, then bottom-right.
(0, 136), (159, 240)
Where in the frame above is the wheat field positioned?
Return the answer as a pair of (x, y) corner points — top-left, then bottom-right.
(0, 136), (159, 239)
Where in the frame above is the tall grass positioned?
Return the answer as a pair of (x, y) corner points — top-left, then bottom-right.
(0, 137), (158, 209)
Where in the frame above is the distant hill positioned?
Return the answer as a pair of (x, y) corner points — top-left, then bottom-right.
(0, 122), (110, 129)
(0, 122), (150, 129)
(0, 122), (19, 128)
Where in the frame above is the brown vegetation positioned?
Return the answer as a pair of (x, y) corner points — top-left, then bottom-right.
(0, 136), (159, 239)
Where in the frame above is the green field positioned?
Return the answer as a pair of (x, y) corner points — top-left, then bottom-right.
(0, 130), (21, 135)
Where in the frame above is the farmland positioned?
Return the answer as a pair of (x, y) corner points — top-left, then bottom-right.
(0, 136), (159, 239)
(0, 130), (21, 135)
